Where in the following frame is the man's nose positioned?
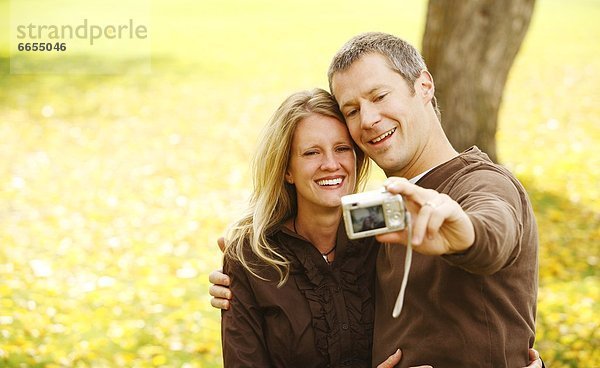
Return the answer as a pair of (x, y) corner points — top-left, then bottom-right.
(360, 103), (380, 129)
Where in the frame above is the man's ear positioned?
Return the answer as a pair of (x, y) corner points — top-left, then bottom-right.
(416, 69), (435, 104)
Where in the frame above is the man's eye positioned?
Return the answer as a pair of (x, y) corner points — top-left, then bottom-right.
(346, 109), (358, 118)
(304, 151), (318, 156)
(374, 93), (388, 102)
(336, 146), (352, 152)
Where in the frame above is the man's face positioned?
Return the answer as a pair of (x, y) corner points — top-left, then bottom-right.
(331, 53), (433, 177)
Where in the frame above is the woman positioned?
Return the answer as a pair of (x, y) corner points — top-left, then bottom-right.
(221, 88), (378, 367)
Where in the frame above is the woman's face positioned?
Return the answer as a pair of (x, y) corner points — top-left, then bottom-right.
(286, 113), (357, 213)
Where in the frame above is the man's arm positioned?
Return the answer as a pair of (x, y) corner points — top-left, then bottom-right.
(208, 270), (233, 310)
(527, 348), (544, 368)
(376, 177), (475, 255)
(377, 174), (530, 275)
(209, 237), (233, 309)
(209, 269), (232, 309)
(376, 349), (432, 368)
(373, 348), (542, 368)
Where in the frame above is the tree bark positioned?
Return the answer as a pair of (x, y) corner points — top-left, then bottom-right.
(422, 0), (535, 162)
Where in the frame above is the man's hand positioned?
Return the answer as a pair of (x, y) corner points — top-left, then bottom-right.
(525, 348), (543, 368)
(376, 349), (432, 368)
(209, 269), (232, 309)
(375, 177), (475, 256)
(208, 237), (233, 310)
(376, 347), (541, 368)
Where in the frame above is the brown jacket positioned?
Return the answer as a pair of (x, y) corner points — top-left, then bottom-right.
(373, 147), (539, 367)
(222, 224), (379, 367)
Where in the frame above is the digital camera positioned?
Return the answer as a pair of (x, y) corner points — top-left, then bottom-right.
(341, 188), (407, 239)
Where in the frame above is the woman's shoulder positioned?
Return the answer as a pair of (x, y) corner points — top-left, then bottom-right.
(223, 231), (289, 283)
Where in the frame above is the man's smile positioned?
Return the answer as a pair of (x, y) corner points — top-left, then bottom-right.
(369, 127), (396, 144)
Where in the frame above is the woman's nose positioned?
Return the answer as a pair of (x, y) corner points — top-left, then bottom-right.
(320, 152), (341, 171)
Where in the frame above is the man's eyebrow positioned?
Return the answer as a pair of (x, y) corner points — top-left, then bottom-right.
(338, 99), (356, 111)
(339, 86), (386, 110)
(366, 85), (388, 95)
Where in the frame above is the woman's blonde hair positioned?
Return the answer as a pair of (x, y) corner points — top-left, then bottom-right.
(224, 88), (370, 285)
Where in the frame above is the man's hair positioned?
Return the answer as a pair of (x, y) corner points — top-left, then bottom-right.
(327, 32), (441, 120)
(224, 88), (370, 285)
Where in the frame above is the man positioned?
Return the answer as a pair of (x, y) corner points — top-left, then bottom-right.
(211, 32), (541, 367)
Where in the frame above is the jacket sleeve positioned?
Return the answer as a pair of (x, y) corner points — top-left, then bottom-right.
(442, 169), (525, 275)
(221, 256), (272, 367)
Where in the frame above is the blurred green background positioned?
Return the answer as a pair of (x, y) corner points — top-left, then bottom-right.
(0, 0), (598, 367)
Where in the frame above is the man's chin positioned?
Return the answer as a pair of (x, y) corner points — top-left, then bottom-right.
(374, 156), (404, 176)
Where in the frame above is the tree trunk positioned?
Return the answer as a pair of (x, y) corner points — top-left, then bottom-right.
(422, 0), (535, 162)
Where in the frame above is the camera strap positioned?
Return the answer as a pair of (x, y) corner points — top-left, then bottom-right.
(392, 212), (413, 318)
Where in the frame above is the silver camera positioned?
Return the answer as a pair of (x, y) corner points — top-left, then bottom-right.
(342, 188), (407, 239)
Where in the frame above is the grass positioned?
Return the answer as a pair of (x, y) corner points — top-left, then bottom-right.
(0, 0), (598, 366)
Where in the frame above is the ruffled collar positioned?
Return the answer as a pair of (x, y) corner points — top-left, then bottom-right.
(270, 222), (375, 366)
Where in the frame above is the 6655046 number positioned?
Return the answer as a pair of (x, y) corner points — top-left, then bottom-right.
(17, 42), (67, 52)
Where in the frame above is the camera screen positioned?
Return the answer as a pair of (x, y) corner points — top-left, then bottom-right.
(350, 205), (386, 233)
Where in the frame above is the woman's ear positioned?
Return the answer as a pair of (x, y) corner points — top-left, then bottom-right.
(285, 171), (294, 184)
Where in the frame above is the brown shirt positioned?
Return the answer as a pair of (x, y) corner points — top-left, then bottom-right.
(222, 223), (379, 368)
(373, 147), (539, 367)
